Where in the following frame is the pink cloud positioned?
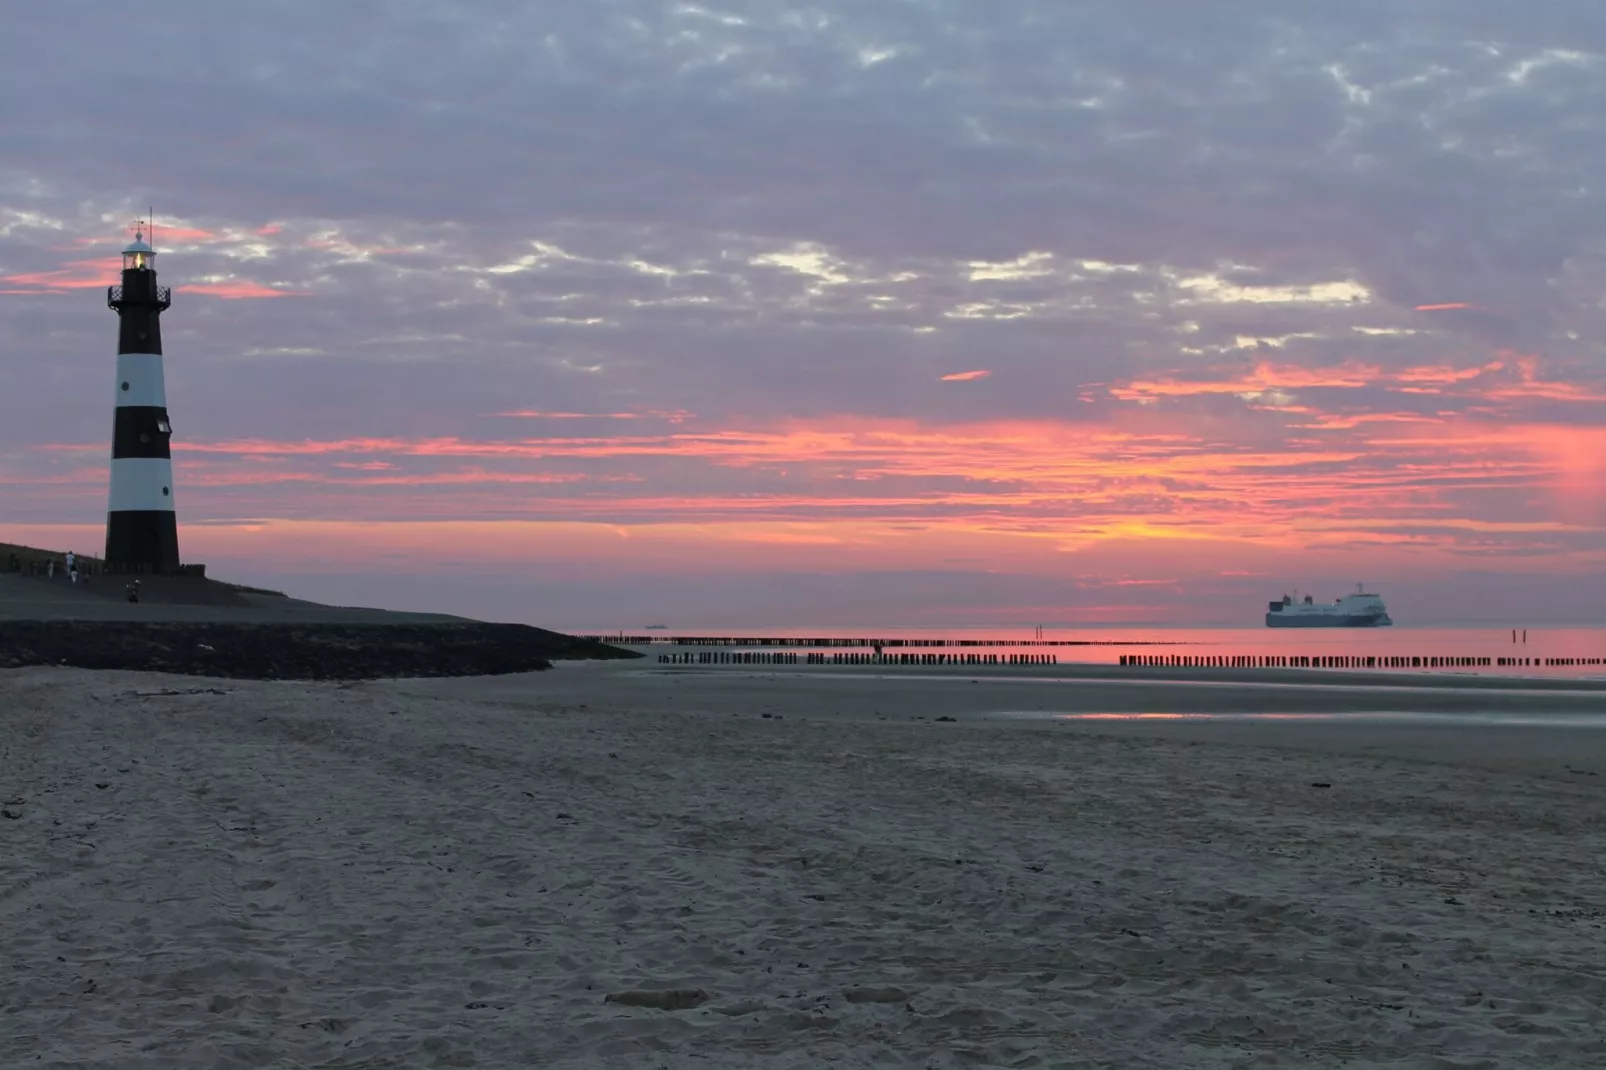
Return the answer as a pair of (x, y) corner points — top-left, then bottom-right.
(941, 370), (992, 382)
(177, 282), (305, 299)
(145, 225), (222, 244)
(0, 259), (119, 291)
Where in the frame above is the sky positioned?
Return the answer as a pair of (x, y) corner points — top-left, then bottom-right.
(4, 0), (1606, 628)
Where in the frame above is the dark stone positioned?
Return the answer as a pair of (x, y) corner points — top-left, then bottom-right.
(603, 988), (710, 1011)
(843, 986), (911, 1004)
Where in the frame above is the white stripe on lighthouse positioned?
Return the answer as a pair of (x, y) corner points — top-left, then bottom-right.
(108, 348), (173, 515)
(108, 458), (176, 512)
(114, 352), (168, 407)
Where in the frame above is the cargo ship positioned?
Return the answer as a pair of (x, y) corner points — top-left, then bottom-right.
(1266, 585), (1392, 628)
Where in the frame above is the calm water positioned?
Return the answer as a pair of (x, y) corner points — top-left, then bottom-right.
(591, 624), (1606, 679)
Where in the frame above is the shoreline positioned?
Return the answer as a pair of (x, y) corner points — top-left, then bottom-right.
(521, 659), (1606, 720)
(618, 651), (1606, 691)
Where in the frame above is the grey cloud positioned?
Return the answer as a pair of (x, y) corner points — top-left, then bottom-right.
(6, 0), (1606, 543)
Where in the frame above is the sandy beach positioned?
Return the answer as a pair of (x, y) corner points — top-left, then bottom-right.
(5, 661), (1606, 1068)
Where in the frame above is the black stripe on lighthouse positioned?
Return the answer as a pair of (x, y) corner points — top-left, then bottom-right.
(106, 231), (181, 572)
(112, 406), (175, 458)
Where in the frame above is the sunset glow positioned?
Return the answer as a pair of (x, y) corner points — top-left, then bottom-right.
(6, 4), (1606, 627)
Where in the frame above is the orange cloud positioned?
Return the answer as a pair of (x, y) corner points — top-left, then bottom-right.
(1291, 412), (1440, 430)
(1113, 356), (1605, 408)
(1415, 302), (1476, 312)
(1393, 362), (1503, 385)
(18, 347), (1606, 589)
(21, 405), (1589, 564)
(1112, 361), (1382, 400)
(941, 370), (992, 382)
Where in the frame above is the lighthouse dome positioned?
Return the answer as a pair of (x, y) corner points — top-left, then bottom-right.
(122, 230), (155, 270)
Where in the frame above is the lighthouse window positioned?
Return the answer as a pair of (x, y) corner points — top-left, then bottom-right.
(157, 417), (171, 434)
(140, 433), (150, 443)
(121, 382), (130, 391)
(162, 487), (169, 496)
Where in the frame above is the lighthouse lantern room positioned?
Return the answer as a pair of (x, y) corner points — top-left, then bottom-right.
(104, 224), (180, 571)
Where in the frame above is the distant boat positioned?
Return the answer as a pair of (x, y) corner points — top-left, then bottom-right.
(1266, 585), (1393, 628)
(643, 624), (670, 630)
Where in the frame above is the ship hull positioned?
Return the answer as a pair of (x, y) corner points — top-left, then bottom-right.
(1266, 614), (1393, 628)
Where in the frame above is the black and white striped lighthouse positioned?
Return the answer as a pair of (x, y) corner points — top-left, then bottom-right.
(104, 227), (180, 571)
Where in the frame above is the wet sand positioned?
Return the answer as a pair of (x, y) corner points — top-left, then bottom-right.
(534, 655), (1606, 715)
(4, 661), (1605, 1067)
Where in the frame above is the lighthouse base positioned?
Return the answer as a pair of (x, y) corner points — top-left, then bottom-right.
(104, 511), (181, 573)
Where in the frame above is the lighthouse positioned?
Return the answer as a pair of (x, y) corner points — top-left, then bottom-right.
(104, 227), (180, 571)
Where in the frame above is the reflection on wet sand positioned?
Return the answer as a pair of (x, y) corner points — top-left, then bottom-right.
(1043, 710), (1606, 727)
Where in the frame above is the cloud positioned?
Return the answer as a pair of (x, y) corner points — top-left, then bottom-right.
(5, 1), (1606, 621)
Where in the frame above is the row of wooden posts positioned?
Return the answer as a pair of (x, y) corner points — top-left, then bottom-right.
(1119, 654), (1605, 669)
(657, 652), (1060, 666)
(609, 635), (1095, 648)
(651, 649), (1601, 670)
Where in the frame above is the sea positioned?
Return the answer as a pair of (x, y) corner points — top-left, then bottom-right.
(587, 624), (1606, 680)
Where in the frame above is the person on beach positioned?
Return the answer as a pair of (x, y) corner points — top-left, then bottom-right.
(65, 550), (75, 574)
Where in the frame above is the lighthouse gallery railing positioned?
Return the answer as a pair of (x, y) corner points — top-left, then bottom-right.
(107, 285), (172, 310)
